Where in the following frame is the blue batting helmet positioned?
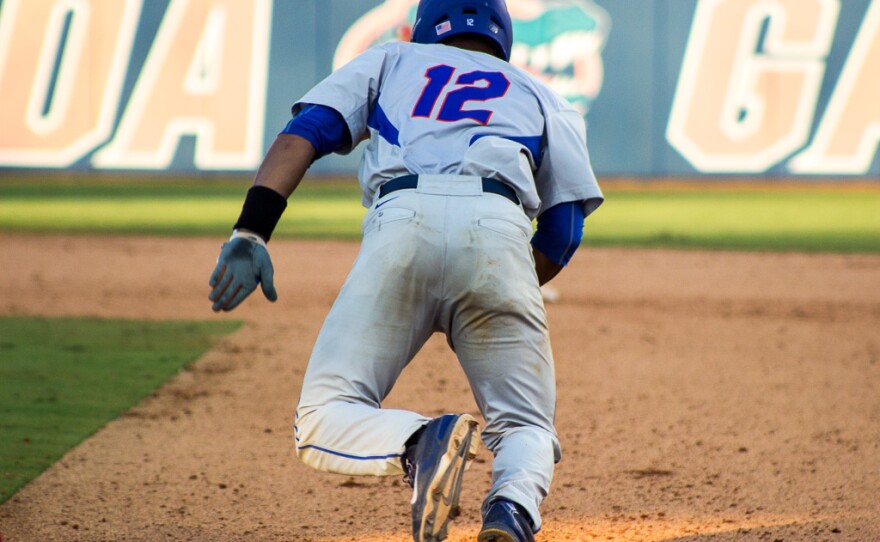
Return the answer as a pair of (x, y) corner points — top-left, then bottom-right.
(411, 0), (513, 61)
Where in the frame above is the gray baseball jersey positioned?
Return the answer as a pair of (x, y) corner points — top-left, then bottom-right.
(295, 41), (603, 217)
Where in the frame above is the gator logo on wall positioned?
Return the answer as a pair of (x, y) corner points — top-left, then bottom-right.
(333, 0), (610, 115)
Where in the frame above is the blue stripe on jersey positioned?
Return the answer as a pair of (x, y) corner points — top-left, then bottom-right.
(367, 95), (400, 146)
(469, 134), (543, 169)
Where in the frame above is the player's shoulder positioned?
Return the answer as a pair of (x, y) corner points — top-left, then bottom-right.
(372, 40), (412, 55)
(508, 66), (577, 115)
(336, 41), (415, 70)
(367, 40), (429, 60)
(372, 40), (489, 64)
(348, 41), (441, 71)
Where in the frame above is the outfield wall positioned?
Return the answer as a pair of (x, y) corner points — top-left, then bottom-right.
(0, 0), (877, 178)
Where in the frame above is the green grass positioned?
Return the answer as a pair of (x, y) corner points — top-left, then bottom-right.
(0, 316), (241, 504)
(584, 187), (880, 253)
(1, 175), (879, 252)
(0, 176), (366, 239)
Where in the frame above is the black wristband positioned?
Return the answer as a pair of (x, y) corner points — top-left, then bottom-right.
(233, 185), (288, 242)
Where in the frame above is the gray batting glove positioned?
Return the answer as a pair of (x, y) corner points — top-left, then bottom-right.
(209, 232), (278, 312)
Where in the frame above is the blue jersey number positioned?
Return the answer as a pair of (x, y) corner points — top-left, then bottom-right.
(412, 65), (510, 125)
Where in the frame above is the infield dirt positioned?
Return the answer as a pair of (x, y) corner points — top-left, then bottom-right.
(1, 234), (878, 541)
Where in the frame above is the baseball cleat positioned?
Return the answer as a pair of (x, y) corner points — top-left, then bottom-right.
(406, 414), (480, 542)
(478, 499), (535, 542)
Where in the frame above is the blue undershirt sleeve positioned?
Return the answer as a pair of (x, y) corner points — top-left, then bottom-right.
(530, 201), (586, 266)
(280, 104), (352, 159)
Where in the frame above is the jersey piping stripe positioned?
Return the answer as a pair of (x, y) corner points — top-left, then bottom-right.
(469, 134), (543, 169)
(297, 443), (404, 461)
(294, 422), (403, 461)
(367, 95), (400, 146)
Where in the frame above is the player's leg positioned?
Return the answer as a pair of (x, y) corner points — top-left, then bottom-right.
(453, 299), (559, 535)
(295, 191), (439, 476)
(443, 194), (560, 534)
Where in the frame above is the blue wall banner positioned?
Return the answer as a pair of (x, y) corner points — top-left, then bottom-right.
(0, 0), (877, 177)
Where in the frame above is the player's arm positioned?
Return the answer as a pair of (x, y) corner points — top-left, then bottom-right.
(249, 103), (353, 199)
(209, 105), (352, 312)
(251, 134), (315, 198)
(530, 201), (586, 285)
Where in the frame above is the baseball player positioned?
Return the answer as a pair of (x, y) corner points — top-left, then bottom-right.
(208, 0), (603, 540)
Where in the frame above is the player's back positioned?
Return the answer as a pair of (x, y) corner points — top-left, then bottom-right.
(298, 40), (594, 214)
(363, 42), (547, 184)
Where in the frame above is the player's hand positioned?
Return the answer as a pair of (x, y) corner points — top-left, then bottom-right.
(209, 233), (278, 312)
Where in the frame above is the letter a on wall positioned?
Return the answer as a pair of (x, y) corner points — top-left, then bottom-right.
(93, 0), (272, 170)
(790, 0), (880, 174)
(0, 0), (142, 167)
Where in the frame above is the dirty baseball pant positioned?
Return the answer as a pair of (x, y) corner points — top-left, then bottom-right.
(294, 175), (560, 531)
